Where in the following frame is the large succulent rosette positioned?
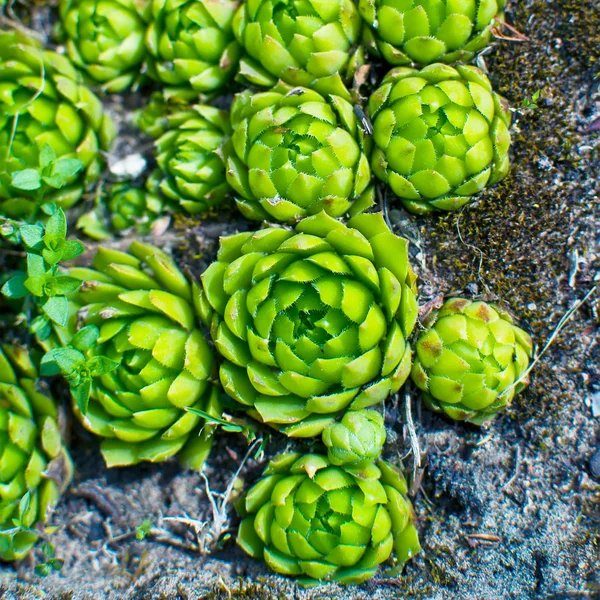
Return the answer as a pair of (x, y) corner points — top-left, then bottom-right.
(58, 0), (151, 92)
(233, 0), (362, 99)
(146, 0), (241, 101)
(65, 242), (221, 469)
(411, 298), (533, 425)
(198, 211), (418, 437)
(369, 64), (511, 215)
(226, 82), (374, 223)
(237, 452), (421, 585)
(0, 345), (73, 561)
(0, 31), (115, 218)
(154, 105), (231, 214)
(359, 0), (507, 66)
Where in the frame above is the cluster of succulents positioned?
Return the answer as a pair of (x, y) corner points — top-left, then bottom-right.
(0, 0), (538, 588)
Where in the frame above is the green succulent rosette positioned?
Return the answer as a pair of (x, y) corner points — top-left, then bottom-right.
(135, 91), (177, 139)
(226, 82), (374, 223)
(411, 298), (533, 425)
(233, 0), (362, 99)
(58, 0), (152, 93)
(106, 181), (166, 233)
(146, 0), (241, 101)
(198, 211), (418, 438)
(369, 63), (511, 215)
(237, 452), (421, 585)
(0, 31), (116, 219)
(359, 0), (507, 66)
(76, 179), (168, 240)
(154, 105), (231, 214)
(322, 409), (386, 468)
(0, 344), (73, 561)
(60, 242), (221, 469)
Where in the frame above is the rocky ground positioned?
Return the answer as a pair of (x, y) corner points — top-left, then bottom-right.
(0, 0), (599, 598)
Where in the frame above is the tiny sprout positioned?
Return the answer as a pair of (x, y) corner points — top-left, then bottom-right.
(136, 518), (153, 541)
(522, 90), (542, 111)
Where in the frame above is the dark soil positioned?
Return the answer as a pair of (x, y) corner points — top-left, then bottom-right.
(1, 0), (599, 598)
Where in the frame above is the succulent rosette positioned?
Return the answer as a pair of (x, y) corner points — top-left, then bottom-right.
(0, 31), (116, 218)
(226, 82), (374, 223)
(146, 0), (241, 101)
(48, 242), (221, 469)
(411, 298), (533, 425)
(322, 409), (386, 468)
(106, 181), (166, 233)
(369, 63), (511, 215)
(58, 0), (152, 93)
(359, 0), (507, 66)
(154, 105), (231, 214)
(237, 452), (421, 585)
(0, 345), (73, 561)
(198, 211), (418, 438)
(233, 0), (362, 99)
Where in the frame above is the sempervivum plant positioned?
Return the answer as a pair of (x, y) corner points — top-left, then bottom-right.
(369, 64), (511, 215)
(411, 298), (533, 425)
(226, 82), (373, 223)
(58, 0), (151, 92)
(153, 105), (231, 214)
(0, 345), (73, 561)
(359, 0), (507, 66)
(322, 409), (386, 468)
(237, 452), (421, 585)
(233, 0), (362, 99)
(146, 0), (241, 101)
(43, 242), (221, 470)
(106, 181), (166, 233)
(0, 31), (115, 218)
(198, 211), (418, 437)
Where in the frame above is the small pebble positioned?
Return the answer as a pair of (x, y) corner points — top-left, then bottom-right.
(590, 449), (600, 478)
(591, 391), (600, 418)
(109, 153), (146, 179)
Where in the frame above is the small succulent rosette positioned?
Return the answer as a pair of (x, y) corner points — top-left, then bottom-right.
(322, 409), (386, 469)
(233, 0), (363, 99)
(236, 452), (421, 585)
(226, 82), (374, 223)
(153, 105), (231, 215)
(43, 242), (221, 470)
(146, 0), (241, 101)
(359, 0), (507, 66)
(369, 64), (511, 215)
(198, 211), (418, 437)
(58, 0), (152, 92)
(411, 298), (533, 425)
(0, 31), (116, 219)
(77, 180), (168, 240)
(0, 345), (73, 561)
